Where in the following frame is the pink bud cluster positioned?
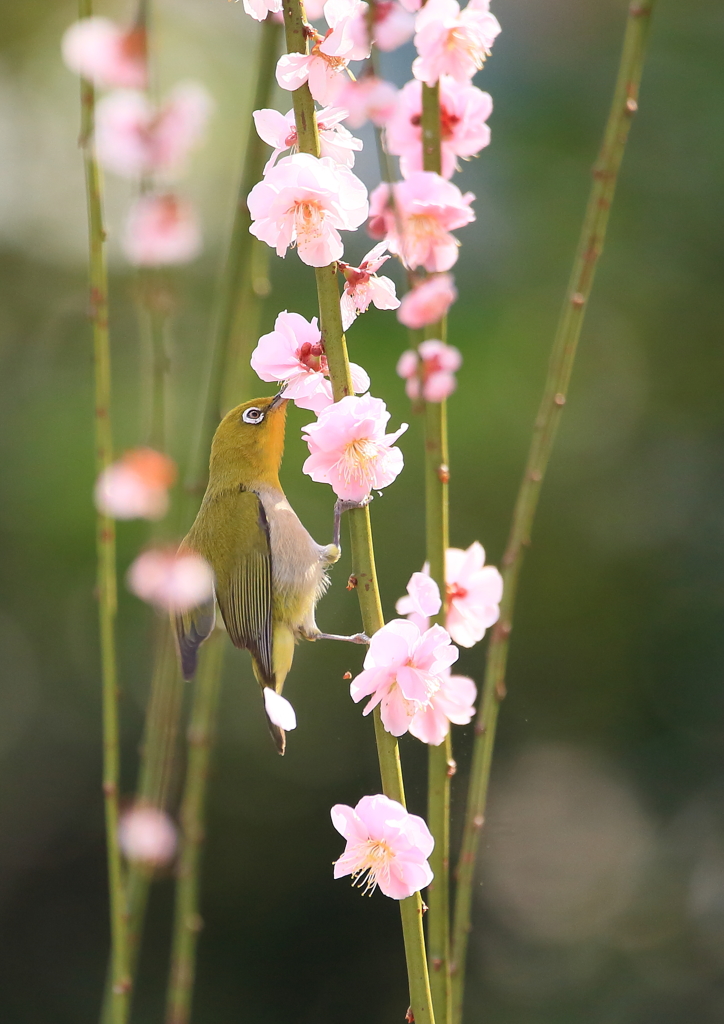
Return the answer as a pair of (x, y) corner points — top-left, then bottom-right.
(62, 18), (213, 266)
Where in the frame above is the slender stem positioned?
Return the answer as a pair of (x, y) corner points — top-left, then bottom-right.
(77, 2), (130, 1016)
(418, 77), (453, 1024)
(280, 2), (435, 1019)
(450, 6), (657, 1021)
(166, 636), (224, 1024)
(185, 19), (282, 495)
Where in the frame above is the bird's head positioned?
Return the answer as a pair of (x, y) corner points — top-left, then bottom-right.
(209, 392), (288, 490)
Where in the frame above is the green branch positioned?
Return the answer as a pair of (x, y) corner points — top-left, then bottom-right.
(280, 1), (435, 1019)
(450, 5), (657, 1021)
(419, 78), (453, 1024)
(166, 637), (224, 1024)
(77, 0), (130, 1016)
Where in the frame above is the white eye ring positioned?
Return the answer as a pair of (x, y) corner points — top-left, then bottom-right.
(242, 407), (265, 425)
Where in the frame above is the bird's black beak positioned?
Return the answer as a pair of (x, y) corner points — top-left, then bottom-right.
(269, 384), (288, 410)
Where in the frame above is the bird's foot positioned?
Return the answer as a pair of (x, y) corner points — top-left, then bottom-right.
(333, 495), (374, 550)
(307, 630), (370, 645)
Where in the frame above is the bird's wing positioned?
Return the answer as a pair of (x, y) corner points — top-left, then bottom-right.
(174, 597), (216, 681)
(190, 488), (274, 684)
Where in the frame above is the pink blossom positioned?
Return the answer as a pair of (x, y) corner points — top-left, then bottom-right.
(331, 794), (433, 899)
(253, 106), (362, 172)
(350, 618), (458, 735)
(276, 0), (371, 105)
(127, 549), (214, 613)
(397, 339), (462, 402)
(95, 82), (212, 180)
(263, 689), (297, 731)
(385, 76), (491, 179)
(248, 153), (368, 267)
(396, 542), (503, 647)
(402, 571), (442, 619)
(349, 1), (415, 52)
(62, 17), (147, 89)
(397, 273), (457, 329)
(368, 172), (474, 272)
(251, 310), (369, 412)
(412, 0), (501, 86)
(119, 806), (177, 866)
(95, 448), (176, 520)
(334, 76), (399, 129)
(339, 242), (400, 330)
(122, 193), (202, 267)
(241, 0), (282, 22)
(302, 394), (407, 501)
(409, 670), (477, 745)
(398, 0), (422, 11)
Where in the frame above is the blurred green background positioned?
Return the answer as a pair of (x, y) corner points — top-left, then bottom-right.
(2, 1), (724, 1022)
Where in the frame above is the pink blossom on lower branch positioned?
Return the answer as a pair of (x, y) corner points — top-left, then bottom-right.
(350, 618), (458, 735)
(412, 0), (501, 86)
(408, 670), (477, 745)
(119, 806), (177, 867)
(251, 310), (369, 412)
(397, 273), (458, 329)
(368, 172), (474, 272)
(334, 76), (399, 129)
(253, 106), (362, 172)
(331, 794), (434, 898)
(127, 549), (214, 612)
(248, 153), (368, 267)
(397, 339), (462, 402)
(385, 76), (492, 179)
(95, 448), (176, 520)
(122, 193), (202, 266)
(302, 394), (407, 501)
(339, 242), (400, 330)
(61, 17), (147, 89)
(395, 542), (503, 647)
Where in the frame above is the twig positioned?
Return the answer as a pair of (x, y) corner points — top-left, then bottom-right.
(77, 0), (130, 1017)
(281, 1), (436, 1019)
(165, 636), (224, 1024)
(450, 5), (657, 1021)
(419, 79), (453, 1024)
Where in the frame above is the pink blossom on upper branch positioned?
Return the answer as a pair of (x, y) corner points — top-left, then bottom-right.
(122, 193), (202, 266)
(276, 0), (371, 105)
(95, 83), (212, 179)
(397, 339), (462, 402)
(62, 17), (147, 89)
(253, 106), (362, 172)
(95, 448), (176, 520)
(409, 670), (477, 745)
(334, 76), (399, 129)
(128, 549), (214, 612)
(248, 153), (368, 267)
(339, 242), (400, 330)
(241, 0), (283, 22)
(395, 542), (503, 647)
(385, 76), (491, 179)
(349, 618), (459, 735)
(302, 394), (407, 501)
(331, 794), (434, 899)
(368, 171), (474, 272)
(119, 806), (177, 866)
(251, 310), (369, 412)
(397, 273), (457, 329)
(412, 0), (501, 86)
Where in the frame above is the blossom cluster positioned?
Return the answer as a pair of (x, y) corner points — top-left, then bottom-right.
(62, 17), (213, 265)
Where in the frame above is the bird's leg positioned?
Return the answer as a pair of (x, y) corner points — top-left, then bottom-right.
(304, 630), (370, 645)
(333, 495), (373, 552)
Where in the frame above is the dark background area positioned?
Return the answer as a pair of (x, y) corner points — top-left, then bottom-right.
(1, 1), (724, 1021)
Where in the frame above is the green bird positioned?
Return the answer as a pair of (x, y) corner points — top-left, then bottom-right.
(175, 393), (366, 754)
